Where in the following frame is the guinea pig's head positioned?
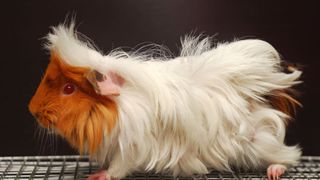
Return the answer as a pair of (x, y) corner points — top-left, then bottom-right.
(28, 24), (118, 155)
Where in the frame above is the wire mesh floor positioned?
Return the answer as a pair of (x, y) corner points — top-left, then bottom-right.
(0, 156), (319, 180)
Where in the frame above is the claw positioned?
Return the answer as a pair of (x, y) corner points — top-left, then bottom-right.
(267, 164), (286, 180)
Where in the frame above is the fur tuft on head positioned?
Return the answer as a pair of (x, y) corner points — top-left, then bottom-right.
(45, 22), (103, 68)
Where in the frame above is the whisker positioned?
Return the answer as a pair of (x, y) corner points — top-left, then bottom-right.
(52, 132), (55, 155)
(41, 129), (46, 155)
(48, 128), (52, 155)
(44, 129), (50, 155)
(54, 132), (58, 155)
(49, 126), (53, 153)
(33, 121), (39, 139)
(50, 127), (56, 155)
(38, 128), (45, 155)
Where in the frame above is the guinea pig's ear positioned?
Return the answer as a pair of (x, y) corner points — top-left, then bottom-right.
(86, 70), (124, 96)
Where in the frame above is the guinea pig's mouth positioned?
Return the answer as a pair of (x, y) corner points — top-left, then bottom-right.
(36, 116), (56, 129)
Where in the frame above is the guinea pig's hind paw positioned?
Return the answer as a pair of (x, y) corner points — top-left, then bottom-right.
(87, 170), (111, 180)
(267, 164), (287, 180)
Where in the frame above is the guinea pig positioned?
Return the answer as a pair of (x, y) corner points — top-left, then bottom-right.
(29, 23), (302, 180)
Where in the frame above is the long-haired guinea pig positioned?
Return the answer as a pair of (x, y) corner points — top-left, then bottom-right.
(29, 23), (302, 180)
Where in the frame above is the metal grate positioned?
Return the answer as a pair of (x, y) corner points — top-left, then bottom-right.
(0, 156), (319, 179)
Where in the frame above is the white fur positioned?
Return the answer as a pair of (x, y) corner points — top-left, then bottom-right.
(47, 25), (302, 178)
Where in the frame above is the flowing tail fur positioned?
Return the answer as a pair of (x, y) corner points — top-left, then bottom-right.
(174, 37), (302, 169)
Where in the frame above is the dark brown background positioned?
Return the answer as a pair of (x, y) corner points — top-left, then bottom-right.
(2, 0), (319, 156)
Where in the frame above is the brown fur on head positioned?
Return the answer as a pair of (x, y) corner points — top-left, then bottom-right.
(29, 52), (118, 155)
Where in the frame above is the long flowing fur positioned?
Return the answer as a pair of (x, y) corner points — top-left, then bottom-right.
(46, 24), (302, 178)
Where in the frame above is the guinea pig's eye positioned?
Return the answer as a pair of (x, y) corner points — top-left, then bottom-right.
(62, 83), (76, 95)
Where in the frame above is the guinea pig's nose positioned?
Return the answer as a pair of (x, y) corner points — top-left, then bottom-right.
(29, 105), (40, 119)
(29, 99), (40, 118)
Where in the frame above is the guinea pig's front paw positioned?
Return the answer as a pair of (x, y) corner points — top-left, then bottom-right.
(87, 170), (111, 180)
